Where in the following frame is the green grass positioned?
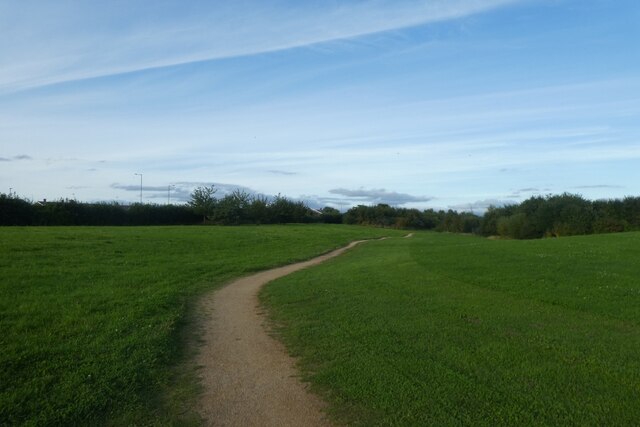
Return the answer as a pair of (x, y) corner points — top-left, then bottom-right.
(0, 224), (402, 426)
(261, 231), (640, 426)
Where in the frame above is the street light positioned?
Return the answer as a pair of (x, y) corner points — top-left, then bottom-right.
(168, 184), (175, 205)
(134, 173), (143, 204)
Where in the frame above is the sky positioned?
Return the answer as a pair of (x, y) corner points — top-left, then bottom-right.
(1, 0), (639, 211)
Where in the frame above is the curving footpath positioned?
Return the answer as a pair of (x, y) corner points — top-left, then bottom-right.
(195, 239), (379, 426)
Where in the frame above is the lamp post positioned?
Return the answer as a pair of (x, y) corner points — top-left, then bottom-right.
(134, 173), (143, 204)
(168, 184), (175, 205)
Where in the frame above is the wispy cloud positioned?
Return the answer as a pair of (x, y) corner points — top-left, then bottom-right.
(267, 170), (298, 176)
(0, 0), (521, 93)
(0, 154), (32, 162)
(572, 184), (625, 189)
(2, 1), (637, 208)
(503, 187), (556, 200)
(111, 183), (171, 192)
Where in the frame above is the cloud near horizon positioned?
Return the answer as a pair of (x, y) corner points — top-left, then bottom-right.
(329, 187), (433, 205)
(448, 198), (511, 212)
(110, 181), (262, 202)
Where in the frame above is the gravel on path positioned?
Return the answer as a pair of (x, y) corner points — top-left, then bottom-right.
(196, 240), (373, 426)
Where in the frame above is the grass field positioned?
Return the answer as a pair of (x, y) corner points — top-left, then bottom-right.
(0, 225), (401, 425)
(261, 231), (640, 426)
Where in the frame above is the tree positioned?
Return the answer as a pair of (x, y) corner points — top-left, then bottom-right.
(422, 209), (443, 230)
(319, 206), (342, 224)
(248, 195), (270, 224)
(189, 185), (217, 224)
(0, 193), (35, 225)
(214, 189), (252, 225)
(269, 194), (309, 223)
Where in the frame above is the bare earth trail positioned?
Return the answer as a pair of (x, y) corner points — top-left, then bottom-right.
(196, 239), (387, 426)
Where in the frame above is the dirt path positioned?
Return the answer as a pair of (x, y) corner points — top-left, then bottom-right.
(195, 239), (374, 426)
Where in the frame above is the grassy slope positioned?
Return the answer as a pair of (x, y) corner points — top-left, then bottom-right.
(0, 225), (402, 425)
(261, 232), (640, 426)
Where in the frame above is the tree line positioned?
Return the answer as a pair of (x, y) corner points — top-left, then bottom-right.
(187, 187), (323, 225)
(0, 195), (199, 226)
(479, 193), (640, 238)
(0, 188), (326, 226)
(342, 193), (640, 238)
(2, 189), (639, 239)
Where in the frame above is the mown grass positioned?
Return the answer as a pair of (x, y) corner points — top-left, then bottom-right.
(0, 225), (401, 426)
(261, 231), (640, 426)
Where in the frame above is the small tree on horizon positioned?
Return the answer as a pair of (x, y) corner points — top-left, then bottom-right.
(189, 185), (217, 224)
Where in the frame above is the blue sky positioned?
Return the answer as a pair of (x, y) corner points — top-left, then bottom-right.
(1, 0), (639, 211)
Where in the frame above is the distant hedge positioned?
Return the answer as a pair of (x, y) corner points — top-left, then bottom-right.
(343, 204), (480, 233)
(3, 192), (639, 239)
(479, 193), (640, 239)
(0, 193), (326, 226)
(0, 195), (199, 226)
(341, 193), (640, 239)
